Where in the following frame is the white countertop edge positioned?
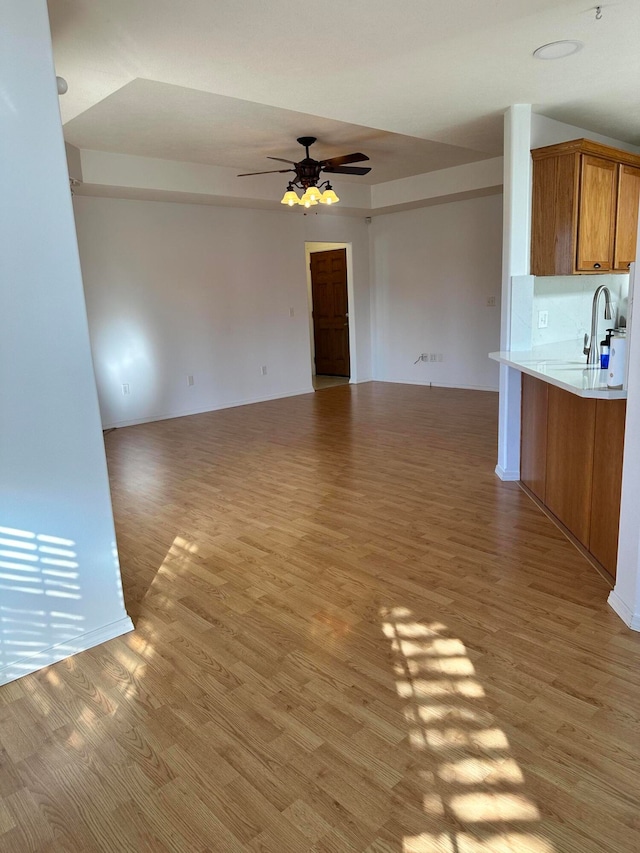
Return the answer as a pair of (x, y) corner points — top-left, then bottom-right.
(489, 351), (627, 400)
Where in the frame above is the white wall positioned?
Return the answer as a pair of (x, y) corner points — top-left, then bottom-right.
(531, 115), (640, 156)
(0, 0), (132, 685)
(371, 158), (503, 211)
(74, 197), (372, 427)
(370, 194), (503, 390)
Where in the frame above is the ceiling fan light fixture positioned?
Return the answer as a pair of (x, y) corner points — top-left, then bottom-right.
(319, 186), (339, 205)
(239, 138), (369, 211)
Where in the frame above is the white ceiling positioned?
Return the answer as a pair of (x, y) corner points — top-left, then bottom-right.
(49, 0), (640, 181)
(61, 80), (494, 183)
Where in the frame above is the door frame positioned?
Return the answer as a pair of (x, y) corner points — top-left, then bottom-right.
(305, 241), (358, 382)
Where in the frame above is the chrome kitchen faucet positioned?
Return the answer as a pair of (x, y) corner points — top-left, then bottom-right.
(584, 284), (613, 367)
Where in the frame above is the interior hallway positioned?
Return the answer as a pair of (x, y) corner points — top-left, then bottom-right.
(1, 383), (639, 852)
(313, 375), (351, 391)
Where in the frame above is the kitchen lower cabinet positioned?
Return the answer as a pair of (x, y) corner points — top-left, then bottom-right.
(545, 387), (596, 548)
(520, 373), (548, 502)
(520, 374), (626, 577)
(589, 400), (627, 573)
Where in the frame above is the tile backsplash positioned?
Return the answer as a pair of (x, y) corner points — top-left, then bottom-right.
(531, 274), (629, 352)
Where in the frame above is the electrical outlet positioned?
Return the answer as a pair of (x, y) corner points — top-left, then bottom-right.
(261, 365), (268, 375)
(486, 296), (496, 307)
(538, 310), (549, 329)
(121, 383), (130, 396)
(289, 307), (295, 318)
(429, 353), (437, 362)
(437, 353), (443, 362)
(420, 353), (429, 361)
(187, 375), (194, 386)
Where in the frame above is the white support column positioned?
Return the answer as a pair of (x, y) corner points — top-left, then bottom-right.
(0, 0), (133, 684)
(496, 105), (532, 480)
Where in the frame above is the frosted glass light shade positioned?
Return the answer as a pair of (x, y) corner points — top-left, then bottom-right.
(319, 188), (339, 205)
(306, 185), (322, 202)
(281, 189), (300, 206)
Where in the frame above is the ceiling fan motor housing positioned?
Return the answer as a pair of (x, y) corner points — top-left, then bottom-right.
(295, 138), (321, 187)
(297, 159), (323, 188)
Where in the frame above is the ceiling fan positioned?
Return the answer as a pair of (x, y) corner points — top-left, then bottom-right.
(237, 136), (371, 207)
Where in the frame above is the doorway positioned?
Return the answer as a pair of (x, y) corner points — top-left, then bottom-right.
(308, 246), (351, 388)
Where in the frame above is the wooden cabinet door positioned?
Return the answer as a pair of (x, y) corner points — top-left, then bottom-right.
(589, 400), (626, 576)
(613, 164), (640, 271)
(576, 155), (617, 272)
(545, 386), (596, 547)
(520, 373), (548, 501)
(530, 153), (580, 276)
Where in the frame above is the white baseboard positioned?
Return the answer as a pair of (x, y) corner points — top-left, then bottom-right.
(495, 464), (520, 481)
(349, 377), (373, 384)
(0, 616), (135, 686)
(608, 589), (640, 631)
(373, 378), (499, 393)
(102, 387), (315, 429)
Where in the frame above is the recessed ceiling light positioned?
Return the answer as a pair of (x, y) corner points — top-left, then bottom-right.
(533, 40), (584, 60)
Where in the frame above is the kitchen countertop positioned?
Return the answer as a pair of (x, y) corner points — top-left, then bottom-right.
(489, 343), (627, 400)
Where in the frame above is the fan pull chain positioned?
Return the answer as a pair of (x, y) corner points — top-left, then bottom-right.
(595, 5), (602, 20)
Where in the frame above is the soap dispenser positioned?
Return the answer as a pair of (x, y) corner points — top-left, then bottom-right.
(600, 329), (615, 370)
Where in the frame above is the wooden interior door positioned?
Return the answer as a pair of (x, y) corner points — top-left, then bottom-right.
(310, 249), (350, 376)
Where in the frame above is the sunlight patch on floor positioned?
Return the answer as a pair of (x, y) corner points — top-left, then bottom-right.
(380, 606), (555, 853)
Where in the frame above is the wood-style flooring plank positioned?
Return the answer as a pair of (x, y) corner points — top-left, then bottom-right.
(2, 383), (640, 852)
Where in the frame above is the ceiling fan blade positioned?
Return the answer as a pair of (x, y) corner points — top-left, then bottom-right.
(237, 168), (294, 176)
(322, 165), (372, 176)
(319, 152), (369, 168)
(267, 156), (298, 165)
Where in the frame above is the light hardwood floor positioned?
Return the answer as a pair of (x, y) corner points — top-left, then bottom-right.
(2, 383), (640, 852)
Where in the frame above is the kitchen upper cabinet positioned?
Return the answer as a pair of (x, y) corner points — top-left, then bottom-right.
(614, 164), (640, 271)
(576, 155), (617, 272)
(531, 139), (640, 276)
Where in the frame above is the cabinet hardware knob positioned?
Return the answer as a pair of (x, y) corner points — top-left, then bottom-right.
(628, 263), (631, 269)
(594, 263), (601, 269)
